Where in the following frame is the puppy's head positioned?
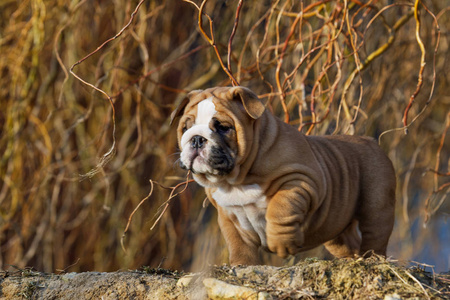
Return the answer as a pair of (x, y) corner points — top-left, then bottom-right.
(171, 86), (265, 187)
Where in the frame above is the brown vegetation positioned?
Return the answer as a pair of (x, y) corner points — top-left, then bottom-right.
(1, 257), (449, 299)
(0, 0), (449, 275)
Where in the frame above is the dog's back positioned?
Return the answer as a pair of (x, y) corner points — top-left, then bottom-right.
(305, 135), (396, 257)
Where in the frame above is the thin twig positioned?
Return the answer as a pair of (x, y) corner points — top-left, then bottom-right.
(111, 45), (207, 98)
(121, 171), (194, 252)
(184, 0), (239, 86)
(404, 269), (431, 300)
(402, 0), (426, 133)
(121, 180), (155, 252)
(378, 1), (440, 143)
(227, 0), (243, 76)
(275, 7), (304, 123)
(150, 174), (194, 231)
(70, 0), (147, 179)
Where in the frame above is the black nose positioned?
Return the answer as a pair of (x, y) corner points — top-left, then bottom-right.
(191, 135), (206, 149)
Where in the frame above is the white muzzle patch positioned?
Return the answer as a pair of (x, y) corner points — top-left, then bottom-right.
(180, 98), (216, 148)
(179, 98), (218, 175)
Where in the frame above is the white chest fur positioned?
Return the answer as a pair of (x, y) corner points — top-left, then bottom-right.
(213, 184), (268, 246)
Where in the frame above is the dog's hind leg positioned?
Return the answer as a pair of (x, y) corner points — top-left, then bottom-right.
(324, 219), (361, 258)
(357, 173), (396, 257)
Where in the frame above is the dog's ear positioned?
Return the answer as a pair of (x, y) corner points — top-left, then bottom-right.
(230, 86), (265, 119)
(170, 90), (202, 125)
(170, 97), (189, 126)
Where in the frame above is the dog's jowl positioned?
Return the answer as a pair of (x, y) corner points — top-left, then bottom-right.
(171, 86), (396, 265)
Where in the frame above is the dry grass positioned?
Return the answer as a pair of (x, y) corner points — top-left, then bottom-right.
(0, 0), (449, 273)
(2, 257), (448, 299)
(206, 256), (450, 299)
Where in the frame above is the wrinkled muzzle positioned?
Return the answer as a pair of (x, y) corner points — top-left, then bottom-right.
(179, 127), (234, 176)
(178, 99), (235, 177)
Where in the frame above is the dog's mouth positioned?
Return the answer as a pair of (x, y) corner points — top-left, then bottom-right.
(180, 150), (200, 173)
(189, 151), (205, 174)
(180, 146), (235, 176)
(208, 146), (235, 175)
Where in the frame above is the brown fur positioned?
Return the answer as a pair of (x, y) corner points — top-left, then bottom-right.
(172, 86), (396, 265)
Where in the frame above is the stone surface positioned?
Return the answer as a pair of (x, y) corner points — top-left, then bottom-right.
(1, 258), (447, 299)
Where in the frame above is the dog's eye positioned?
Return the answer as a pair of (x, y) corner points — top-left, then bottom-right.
(214, 120), (232, 134)
(182, 118), (194, 133)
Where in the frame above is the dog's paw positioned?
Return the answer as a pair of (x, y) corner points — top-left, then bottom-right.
(266, 222), (304, 258)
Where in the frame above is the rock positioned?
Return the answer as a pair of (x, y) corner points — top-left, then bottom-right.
(177, 274), (196, 288)
(384, 293), (402, 300)
(1, 258), (447, 299)
(0, 271), (186, 300)
(203, 277), (271, 300)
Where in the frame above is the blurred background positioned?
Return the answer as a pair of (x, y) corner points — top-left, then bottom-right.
(0, 0), (448, 273)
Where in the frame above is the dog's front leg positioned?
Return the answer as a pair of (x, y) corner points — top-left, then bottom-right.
(217, 208), (262, 265)
(266, 182), (317, 258)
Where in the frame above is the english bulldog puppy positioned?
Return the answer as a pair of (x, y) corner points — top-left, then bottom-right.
(171, 86), (396, 265)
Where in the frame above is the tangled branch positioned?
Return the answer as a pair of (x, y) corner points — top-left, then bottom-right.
(69, 0), (147, 179)
(184, 0), (240, 86)
(121, 172), (194, 252)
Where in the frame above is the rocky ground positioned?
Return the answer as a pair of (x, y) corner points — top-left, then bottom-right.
(1, 257), (448, 299)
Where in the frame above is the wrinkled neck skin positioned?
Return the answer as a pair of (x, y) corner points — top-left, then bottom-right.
(192, 110), (275, 189)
